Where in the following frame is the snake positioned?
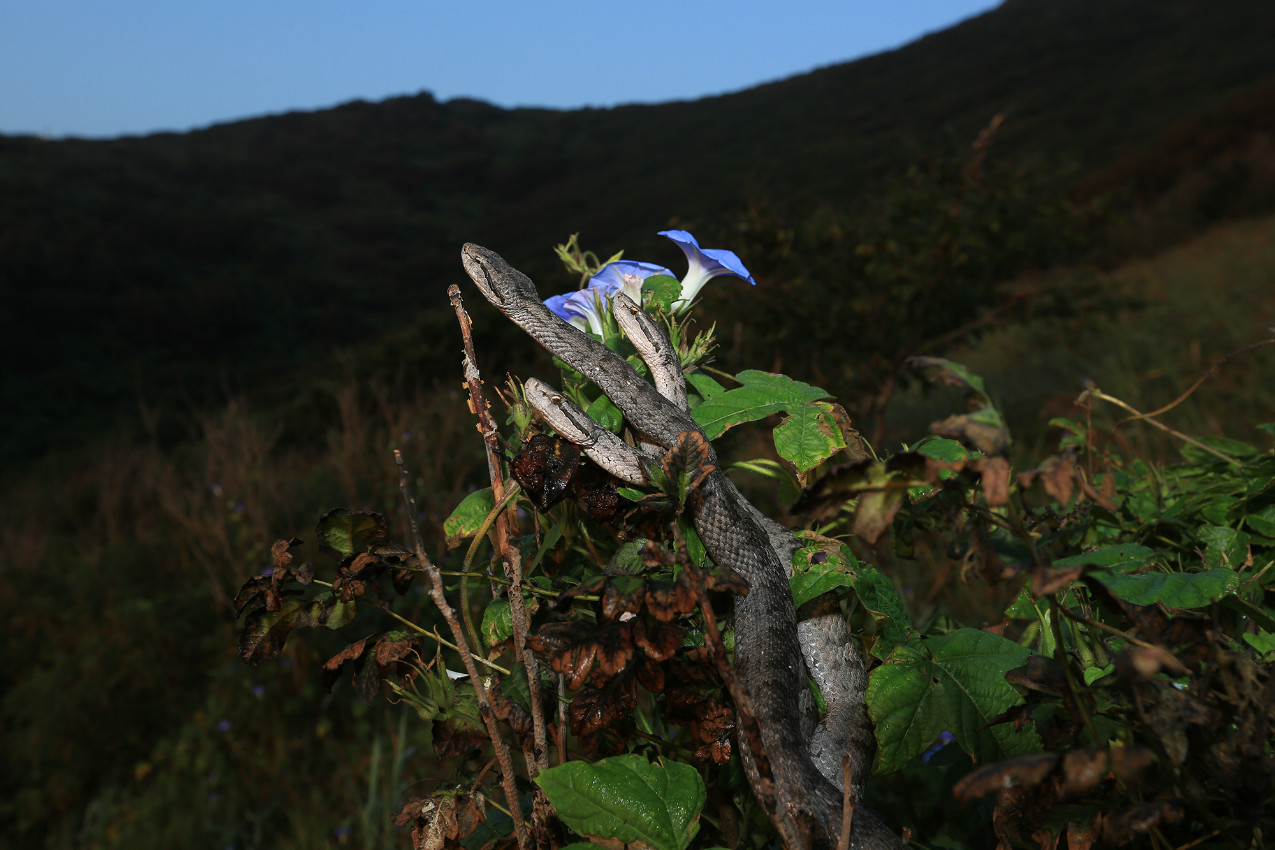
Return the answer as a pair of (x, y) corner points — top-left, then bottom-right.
(462, 244), (907, 850)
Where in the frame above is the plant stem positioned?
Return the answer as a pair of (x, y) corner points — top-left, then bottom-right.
(394, 449), (530, 848)
(1082, 388), (1242, 467)
(450, 285), (551, 848)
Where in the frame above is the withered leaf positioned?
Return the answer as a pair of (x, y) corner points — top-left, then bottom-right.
(238, 591), (355, 665)
(1099, 801), (1182, 845)
(322, 635), (373, 692)
(333, 574), (366, 602)
(634, 655), (666, 693)
(930, 413), (1011, 456)
(270, 537), (313, 584)
(236, 538), (312, 617)
(974, 456), (1011, 507)
(568, 674), (637, 738)
(645, 572), (701, 622)
(853, 488), (908, 545)
(601, 576), (645, 622)
(488, 678), (533, 737)
(559, 640), (598, 690)
(1037, 454), (1077, 507)
(1106, 746), (1155, 783)
(594, 621), (636, 678)
(952, 752), (1059, 804)
(635, 621), (683, 662)
(578, 727), (629, 760)
(512, 434), (582, 512)
(703, 565), (750, 595)
(1031, 563), (1086, 597)
(1065, 815), (1100, 850)
(1006, 655), (1071, 695)
(529, 620), (615, 689)
(394, 792), (487, 850)
(376, 632), (417, 668)
(690, 702), (735, 746)
(1115, 645), (1191, 680)
(433, 714), (487, 760)
(1058, 747), (1110, 797)
(233, 574), (283, 617)
(660, 431), (715, 487)
(695, 739), (733, 766)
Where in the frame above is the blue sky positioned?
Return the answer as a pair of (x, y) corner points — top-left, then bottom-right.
(3, 1), (1000, 139)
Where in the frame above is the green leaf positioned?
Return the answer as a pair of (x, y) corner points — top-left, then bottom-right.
(772, 401), (848, 472)
(686, 371), (726, 401)
(906, 356), (991, 399)
(1090, 567), (1239, 608)
(482, 597), (513, 646)
(500, 663), (534, 714)
(1243, 630), (1275, 659)
(790, 544), (859, 608)
(641, 274), (682, 313)
(684, 525), (710, 569)
(690, 370), (832, 441)
(852, 565), (915, 659)
(444, 488), (495, 549)
(586, 393), (624, 433)
(1054, 544), (1156, 572)
(1084, 664), (1114, 685)
(1246, 504), (1275, 538)
(1180, 435), (1262, 464)
(535, 755), (705, 850)
(914, 437), (977, 462)
(1196, 526), (1251, 569)
(868, 629), (1038, 772)
(316, 508), (389, 557)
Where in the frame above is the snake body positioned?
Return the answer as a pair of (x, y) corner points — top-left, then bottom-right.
(462, 244), (905, 850)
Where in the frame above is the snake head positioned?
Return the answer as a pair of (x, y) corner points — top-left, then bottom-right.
(461, 243), (537, 307)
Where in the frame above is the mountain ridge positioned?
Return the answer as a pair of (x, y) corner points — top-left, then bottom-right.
(2, 0), (1273, 474)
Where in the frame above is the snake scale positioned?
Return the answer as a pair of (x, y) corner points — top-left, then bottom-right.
(462, 244), (906, 850)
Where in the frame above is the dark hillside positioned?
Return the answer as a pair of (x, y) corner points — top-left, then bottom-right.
(1, 0), (1273, 475)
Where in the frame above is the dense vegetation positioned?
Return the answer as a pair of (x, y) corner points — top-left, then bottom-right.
(4, 0), (1275, 847)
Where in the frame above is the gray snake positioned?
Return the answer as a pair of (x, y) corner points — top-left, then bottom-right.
(462, 244), (906, 850)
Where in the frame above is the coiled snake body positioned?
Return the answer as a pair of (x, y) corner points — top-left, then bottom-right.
(462, 244), (906, 850)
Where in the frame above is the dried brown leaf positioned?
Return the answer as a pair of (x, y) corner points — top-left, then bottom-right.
(1031, 564), (1086, 597)
(568, 675), (637, 738)
(635, 621), (682, 662)
(975, 456), (1012, 506)
(953, 752), (1059, 804)
(1099, 800), (1182, 845)
(594, 622), (636, 679)
(1117, 645), (1191, 679)
(1006, 655), (1071, 696)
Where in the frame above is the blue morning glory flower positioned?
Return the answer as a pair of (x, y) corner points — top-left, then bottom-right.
(544, 259), (672, 334)
(561, 287), (614, 335)
(589, 259), (674, 305)
(658, 229), (756, 312)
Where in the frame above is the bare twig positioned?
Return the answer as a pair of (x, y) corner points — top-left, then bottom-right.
(1079, 388), (1242, 467)
(317, 579), (511, 675)
(1081, 336), (1275, 468)
(449, 284), (552, 846)
(837, 752), (857, 850)
(394, 450), (529, 848)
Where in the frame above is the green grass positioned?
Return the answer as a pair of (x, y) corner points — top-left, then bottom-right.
(883, 213), (1275, 459)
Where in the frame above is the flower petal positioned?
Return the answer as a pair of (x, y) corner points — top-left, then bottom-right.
(589, 260), (674, 305)
(658, 229), (756, 312)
